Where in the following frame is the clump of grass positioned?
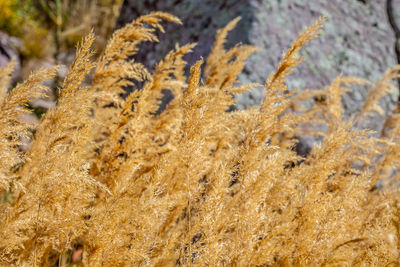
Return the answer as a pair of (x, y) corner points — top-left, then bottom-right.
(0, 11), (400, 266)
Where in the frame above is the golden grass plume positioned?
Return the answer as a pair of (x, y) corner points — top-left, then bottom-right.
(0, 12), (399, 266)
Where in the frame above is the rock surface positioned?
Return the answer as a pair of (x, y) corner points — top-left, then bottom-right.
(117, 0), (398, 132)
(0, 31), (21, 85)
(116, 0), (254, 71)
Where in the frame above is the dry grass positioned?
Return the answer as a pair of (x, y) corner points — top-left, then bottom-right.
(0, 12), (400, 266)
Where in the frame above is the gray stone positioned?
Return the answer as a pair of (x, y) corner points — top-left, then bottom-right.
(237, 0), (397, 118)
(116, 0), (254, 72)
(117, 0), (399, 135)
(0, 31), (22, 85)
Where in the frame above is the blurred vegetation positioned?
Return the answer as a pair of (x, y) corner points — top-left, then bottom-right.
(0, 0), (123, 59)
(0, 0), (48, 57)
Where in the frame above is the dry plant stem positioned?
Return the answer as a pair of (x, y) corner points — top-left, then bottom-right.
(0, 11), (400, 266)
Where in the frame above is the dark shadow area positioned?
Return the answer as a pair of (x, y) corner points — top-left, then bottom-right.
(116, 0), (255, 72)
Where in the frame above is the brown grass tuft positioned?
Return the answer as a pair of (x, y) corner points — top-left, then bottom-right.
(0, 12), (400, 266)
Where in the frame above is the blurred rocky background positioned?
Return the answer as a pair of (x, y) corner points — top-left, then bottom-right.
(1, 0), (400, 140)
(117, 0), (399, 112)
(115, 0), (400, 157)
